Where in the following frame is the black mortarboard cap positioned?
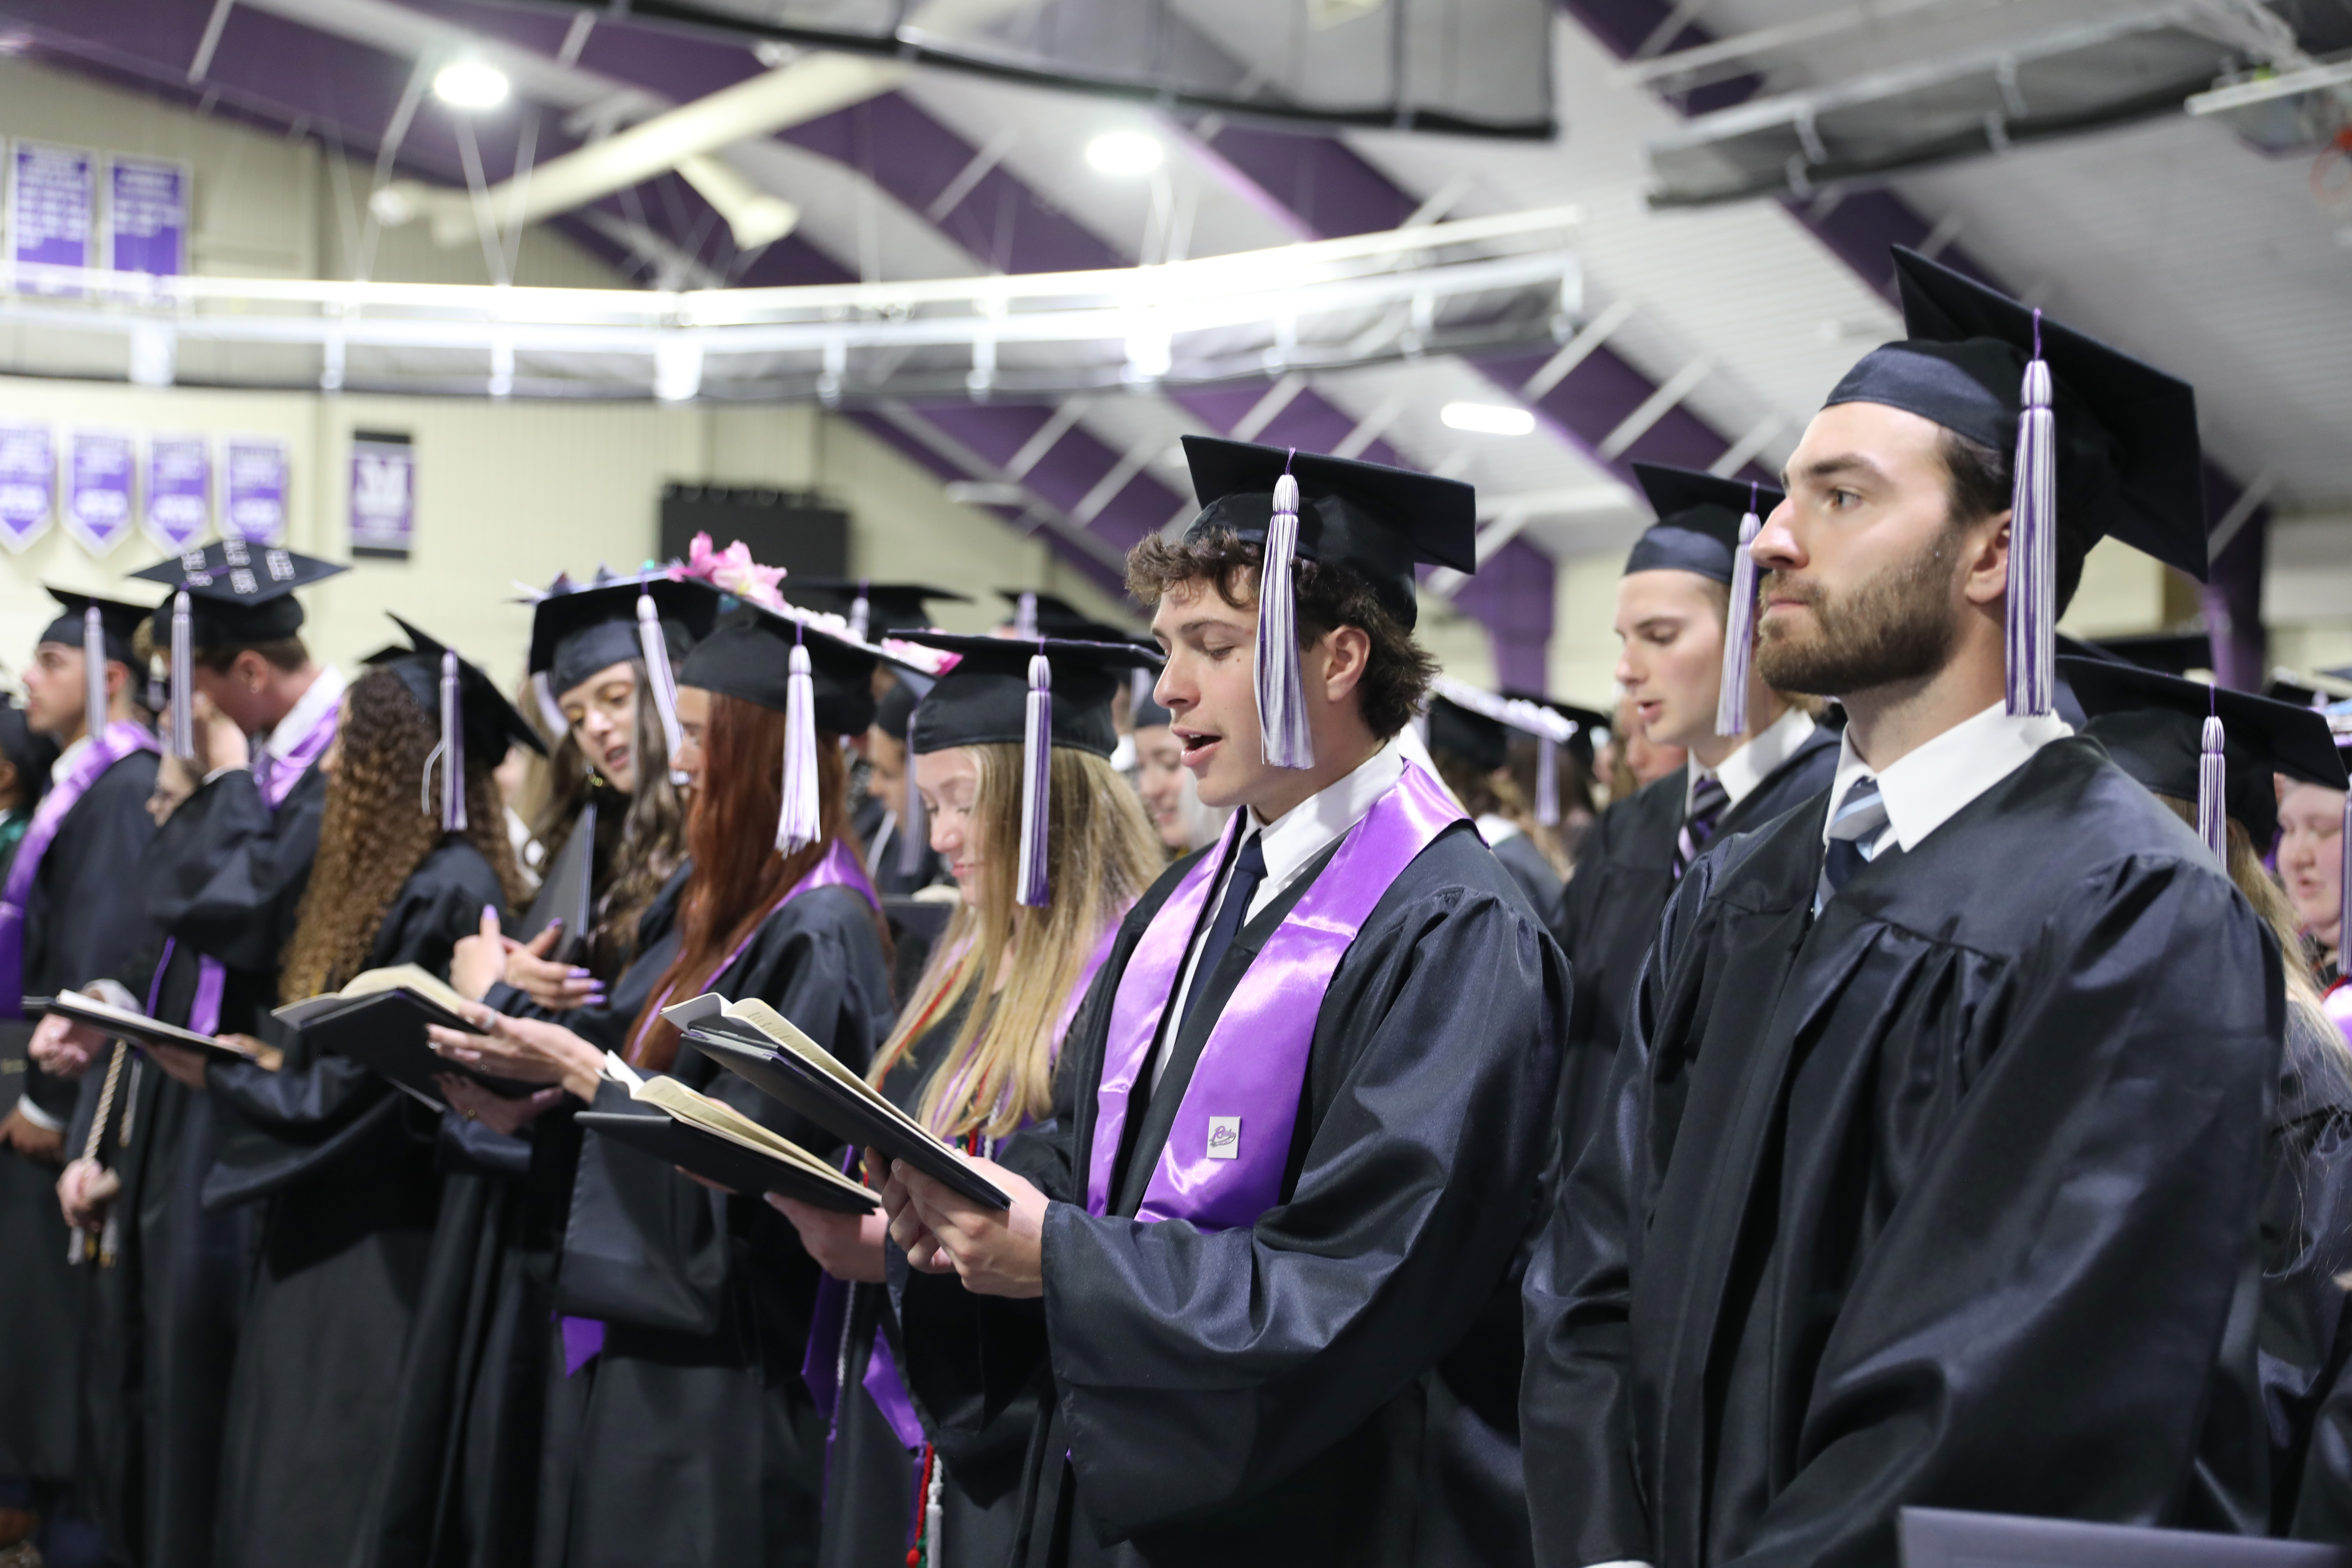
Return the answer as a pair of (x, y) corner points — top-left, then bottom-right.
(2063, 656), (2344, 847)
(1624, 464), (1785, 585)
(786, 578), (971, 641)
(1130, 677), (1174, 731)
(528, 575), (722, 698)
(379, 616), (546, 766)
(994, 589), (1136, 644)
(875, 679), (918, 743)
(128, 541), (344, 646)
(2091, 630), (2214, 678)
(2265, 671), (2329, 710)
(1428, 695), (1509, 773)
(677, 603), (886, 737)
(1827, 248), (2206, 583)
(895, 632), (1160, 760)
(40, 588), (148, 668)
(1178, 436), (1477, 629)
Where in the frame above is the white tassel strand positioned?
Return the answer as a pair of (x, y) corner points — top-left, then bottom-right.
(636, 590), (688, 785)
(1017, 651), (1052, 907)
(1254, 469), (1314, 770)
(2005, 319), (2057, 718)
(1536, 736), (1561, 827)
(169, 592), (196, 762)
(2196, 714), (2227, 864)
(1714, 497), (1763, 737)
(82, 606), (106, 741)
(899, 708), (929, 878)
(777, 639), (821, 852)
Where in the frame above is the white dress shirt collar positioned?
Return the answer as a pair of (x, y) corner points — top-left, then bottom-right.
(51, 734), (91, 785)
(1245, 739), (1406, 910)
(264, 665), (346, 761)
(1823, 700), (2072, 854)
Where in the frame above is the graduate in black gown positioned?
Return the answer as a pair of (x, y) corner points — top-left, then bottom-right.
(1426, 685), (1570, 927)
(422, 601), (896, 1568)
(2053, 657), (2352, 1540)
(1522, 249), (2280, 1568)
(183, 620), (534, 1568)
(1130, 682), (1228, 862)
(769, 635), (1162, 1568)
(882, 438), (1568, 1568)
(1549, 465), (1837, 1165)
(0, 589), (160, 1550)
(351, 574), (719, 1568)
(36, 544), (346, 1568)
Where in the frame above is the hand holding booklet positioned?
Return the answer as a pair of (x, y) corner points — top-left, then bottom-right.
(577, 1053), (877, 1213)
(661, 992), (1011, 1210)
(273, 964), (541, 1111)
(28, 991), (268, 1066)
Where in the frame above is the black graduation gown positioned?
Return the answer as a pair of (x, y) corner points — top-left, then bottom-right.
(356, 864), (694, 1568)
(1521, 738), (2281, 1568)
(1489, 826), (1566, 930)
(0, 744), (159, 1485)
(544, 881), (893, 1568)
(897, 821), (1566, 1568)
(67, 760), (328, 1567)
(204, 839), (508, 1568)
(1548, 727), (1837, 1168)
(2188, 1010), (2352, 1539)
(818, 990), (1045, 1568)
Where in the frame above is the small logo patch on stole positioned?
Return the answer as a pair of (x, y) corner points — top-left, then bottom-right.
(1207, 1116), (1240, 1161)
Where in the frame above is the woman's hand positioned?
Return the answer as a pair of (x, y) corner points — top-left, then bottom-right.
(448, 905), (517, 1002)
(56, 1156), (119, 1231)
(768, 1194), (891, 1283)
(503, 923), (604, 1013)
(893, 1156), (1049, 1298)
(427, 1003), (606, 1103)
(877, 1150), (950, 1274)
(28, 1011), (105, 1079)
(438, 1074), (562, 1136)
(143, 1042), (217, 1091)
(0, 1105), (64, 1165)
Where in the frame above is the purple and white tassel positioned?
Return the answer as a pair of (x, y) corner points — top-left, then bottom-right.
(1016, 648), (1051, 907)
(169, 591), (196, 762)
(777, 628), (821, 853)
(2006, 311), (2057, 718)
(635, 590), (688, 784)
(1254, 463), (1314, 770)
(1535, 736), (1561, 827)
(1714, 485), (1763, 738)
(848, 583), (870, 644)
(2195, 712), (2227, 865)
(898, 708), (929, 878)
(82, 606), (106, 741)
(1014, 592), (1038, 640)
(2338, 791), (2351, 974)
(438, 651), (468, 833)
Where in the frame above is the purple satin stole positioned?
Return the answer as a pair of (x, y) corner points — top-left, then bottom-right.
(177, 701), (342, 1036)
(1086, 760), (1464, 1229)
(568, 836), (881, 1376)
(0, 723), (161, 1021)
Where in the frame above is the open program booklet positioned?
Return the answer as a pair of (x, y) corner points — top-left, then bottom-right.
(662, 992), (1011, 1210)
(273, 965), (537, 1111)
(28, 991), (268, 1065)
(579, 1052), (877, 1213)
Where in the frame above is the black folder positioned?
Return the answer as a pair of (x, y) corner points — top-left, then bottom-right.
(26, 993), (266, 1066)
(882, 895), (956, 943)
(298, 993), (541, 1112)
(514, 801), (595, 964)
(576, 1109), (878, 1214)
(685, 1031), (1010, 1210)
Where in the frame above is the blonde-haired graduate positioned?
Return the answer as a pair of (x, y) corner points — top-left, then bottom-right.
(774, 632), (1162, 1568)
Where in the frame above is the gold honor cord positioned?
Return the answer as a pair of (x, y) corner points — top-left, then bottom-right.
(68, 1040), (127, 1267)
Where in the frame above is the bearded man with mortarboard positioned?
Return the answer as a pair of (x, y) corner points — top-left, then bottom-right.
(1521, 250), (2282, 1568)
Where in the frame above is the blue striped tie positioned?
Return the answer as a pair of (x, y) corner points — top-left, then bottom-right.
(1814, 776), (1891, 912)
(1672, 775), (1731, 881)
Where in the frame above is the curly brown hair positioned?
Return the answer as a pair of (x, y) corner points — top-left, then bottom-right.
(279, 668), (529, 1002)
(1126, 531), (1437, 738)
(622, 693), (886, 1072)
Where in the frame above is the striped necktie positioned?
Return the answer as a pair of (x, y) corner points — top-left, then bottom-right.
(1814, 776), (1893, 912)
(1672, 774), (1731, 881)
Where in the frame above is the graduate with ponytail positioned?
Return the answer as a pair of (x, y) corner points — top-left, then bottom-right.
(776, 635), (1162, 1568)
(424, 601), (895, 1568)
(185, 620), (535, 1568)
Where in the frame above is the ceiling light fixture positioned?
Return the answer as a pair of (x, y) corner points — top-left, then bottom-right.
(1086, 131), (1164, 176)
(1441, 401), (1535, 436)
(433, 60), (511, 111)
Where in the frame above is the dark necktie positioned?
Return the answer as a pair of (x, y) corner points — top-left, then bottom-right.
(1815, 776), (1892, 911)
(1671, 775), (1731, 881)
(1181, 834), (1267, 1030)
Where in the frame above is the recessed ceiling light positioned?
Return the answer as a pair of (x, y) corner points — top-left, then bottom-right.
(1086, 131), (1164, 177)
(1441, 401), (1535, 436)
(433, 60), (510, 111)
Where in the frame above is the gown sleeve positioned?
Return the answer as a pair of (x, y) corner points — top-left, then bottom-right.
(142, 767), (326, 970)
(1037, 887), (1566, 1539)
(21, 758), (160, 1123)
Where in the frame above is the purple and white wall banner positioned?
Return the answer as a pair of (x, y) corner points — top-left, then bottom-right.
(144, 432), (210, 551)
(221, 435), (288, 545)
(65, 428), (136, 556)
(105, 157), (188, 278)
(348, 430), (414, 560)
(0, 423), (55, 554)
(9, 142), (94, 294)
